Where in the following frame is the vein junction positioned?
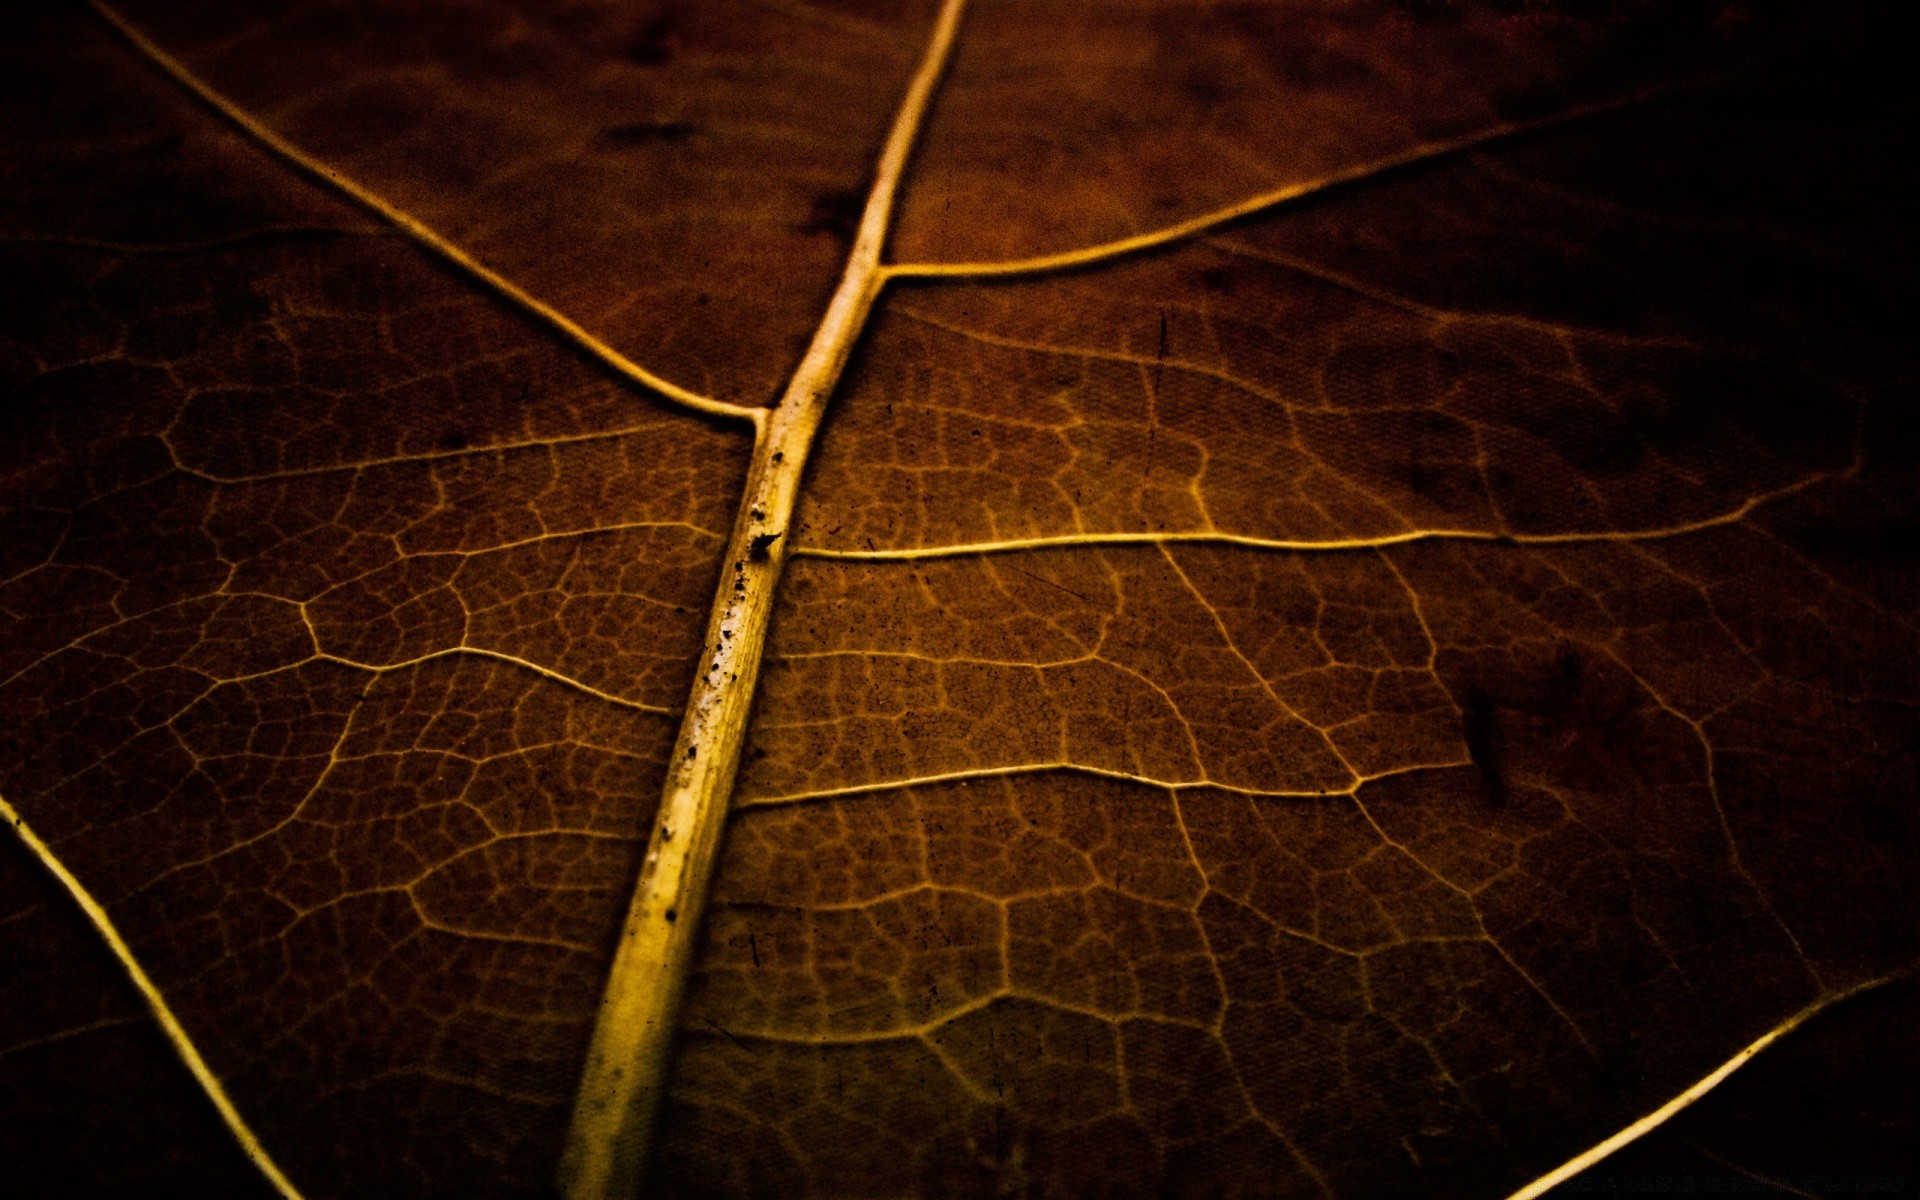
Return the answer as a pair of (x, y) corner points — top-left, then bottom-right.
(90, 0), (763, 428)
(18, 5), (1897, 1199)
(556, 4), (971, 1196)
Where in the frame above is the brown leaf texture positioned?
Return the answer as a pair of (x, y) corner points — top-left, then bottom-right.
(99, 0), (941, 407)
(1, 1), (1916, 1198)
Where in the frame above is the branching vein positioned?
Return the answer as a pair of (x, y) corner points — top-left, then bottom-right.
(886, 78), (1724, 281)
(89, 0), (763, 428)
(556, 4), (970, 1197)
(32, 9), (1890, 1200)
(793, 469), (1838, 559)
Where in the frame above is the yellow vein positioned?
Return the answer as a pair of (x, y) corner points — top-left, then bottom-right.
(714, 989), (1224, 1047)
(793, 475), (1831, 560)
(1505, 975), (1910, 1200)
(738, 763), (1211, 806)
(0, 792), (307, 1200)
(886, 81), (1701, 280)
(556, 3), (969, 1197)
(1203, 236), (1708, 348)
(1683, 1143), (1824, 1200)
(893, 304), (1290, 407)
(734, 757), (1470, 809)
(167, 425), (704, 486)
(0, 1016), (144, 1062)
(89, 0), (762, 428)
(316, 647), (674, 716)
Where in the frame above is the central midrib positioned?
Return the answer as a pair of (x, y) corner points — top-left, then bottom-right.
(554, 4), (972, 1196)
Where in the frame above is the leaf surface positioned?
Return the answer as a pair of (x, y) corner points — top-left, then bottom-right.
(3, 8), (747, 1193)
(0, 830), (279, 1198)
(888, 0), (1772, 267)
(104, 0), (941, 406)
(2, 2), (1916, 1198)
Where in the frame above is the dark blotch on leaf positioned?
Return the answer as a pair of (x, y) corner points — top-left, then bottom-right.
(437, 430), (470, 452)
(1180, 69), (1236, 111)
(801, 188), (864, 243)
(749, 530), (783, 561)
(603, 120), (699, 145)
(1490, 83), (1573, 124)
(627, 13), (677, 65)
(1555, 640), (1586, 687)
(1461, 686), (1509, 808)
(130, 131), (185, 158)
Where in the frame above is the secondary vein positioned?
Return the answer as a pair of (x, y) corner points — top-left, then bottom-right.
(0, 792), (309, 1200)
(89, 0), (762, 428)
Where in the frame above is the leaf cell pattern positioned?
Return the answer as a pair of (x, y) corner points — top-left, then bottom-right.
(1, 1), (1916, 1199)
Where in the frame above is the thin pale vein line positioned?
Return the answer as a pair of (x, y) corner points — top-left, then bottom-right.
(734, 760), (1410, 809)
(893, 303), (1287, 405)
(714, 989), (1222, 1047)
(0, 1015), (145, 1062)
(1683, 1142), (1823, 1200)
(793, 477), (1826, 560)
(885, 80), (1700, 280)
(173, 426), (705, 485)
(1202, 236), (1705, 347)
(0, 792), (307, 1200)
(88, 0), (762, 429)
(317, 647), (674, 715)
(1503, 974), (1908, 1200)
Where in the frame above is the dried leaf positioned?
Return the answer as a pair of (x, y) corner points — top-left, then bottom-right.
(2, 1), (1915, 1198)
